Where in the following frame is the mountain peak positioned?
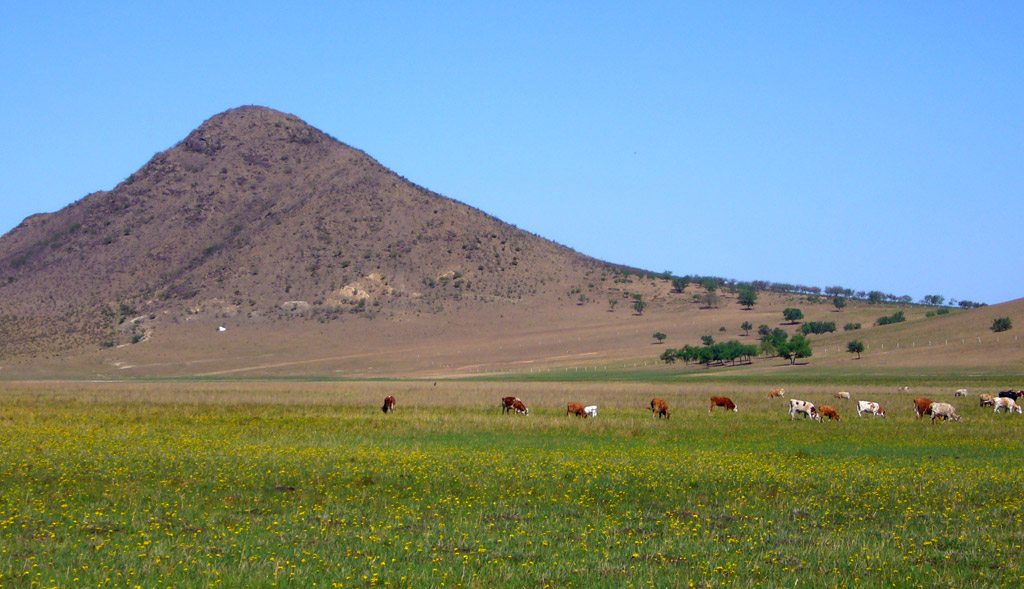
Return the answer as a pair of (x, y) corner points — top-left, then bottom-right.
(0, 107), (610, 357)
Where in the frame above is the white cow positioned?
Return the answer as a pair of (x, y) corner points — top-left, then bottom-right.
(789, 399), (821, 422)
(930, 402), (962, 423)
(856, 401), (886, 418)
(954, 388), (968, 397)
(993, 397), (1022, 414)
(584, 405), (598, 418)
(834, 391), (851, 399)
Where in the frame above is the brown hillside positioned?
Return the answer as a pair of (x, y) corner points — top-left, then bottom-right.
(1, 106), (1020, 379)
(0, 106), (633, 357)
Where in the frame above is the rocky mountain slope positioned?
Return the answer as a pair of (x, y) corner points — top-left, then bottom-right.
(0, 106), (628, 357)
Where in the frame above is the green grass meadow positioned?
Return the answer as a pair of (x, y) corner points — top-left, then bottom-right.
(1, 380), (1022, 587)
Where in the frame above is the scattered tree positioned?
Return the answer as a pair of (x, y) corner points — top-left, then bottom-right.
(701, 335), (715, 347)
(737, 288), (758, 309)
(846, 339), (865, 359)
(782, 308), (804, 324)
(632, 297), (647, 316)
(875, 311), (906, 326)
(740, 321), (753, 336)
(778, 334), (813, 365)
(653, 331), (667, 344)
(800, 321), (836, 335)
(608, 298), (618, 312)
(922, 294), (946, 306)
(991, 317), (1013, 332)
(833, 296), (846, 311)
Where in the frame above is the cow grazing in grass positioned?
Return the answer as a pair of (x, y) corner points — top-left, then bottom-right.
(501, 396), (519, 415)
(993, 397), (1022, 414)
(912, 398), (933, 418)
(856, 401), (886, 418)
(511, 399), (529, 415)
(819, 406), (841, 421)
(954, 388), (968, 397)
(979, 394), (996, 407)
(930, 402), (962, 423)
(567, 402), (588, 418)
(584, 405), (598, 418)
(834, 391), (851, 400)
(650, 398), (671, 419)
(381, 396), (396, 414)
(998, 390), (1022, 401)
(709, 396), (738, 413)
(767, 388), (786, 399)
(898, 386), (910, 394)
(789, 399), (821, 422)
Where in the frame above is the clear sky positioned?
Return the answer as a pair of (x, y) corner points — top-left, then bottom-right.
(2, 2), (1021, 304)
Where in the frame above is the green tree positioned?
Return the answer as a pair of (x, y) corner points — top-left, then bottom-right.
(991, 317), (1013, 332)
(740, 321), (753, 336)
(737, 288), (758, 309)
(608, 298), (618, 312)
(701, 291), (720, 308)
(653, 331), (667, 344)
(833, 296), (846, 311)
(778, 334), (812, 364)
(701, 335), (715, 347)
(632, 297), (647, 316)
(846, 339), (865, 359)
(783, 308), (804, 324)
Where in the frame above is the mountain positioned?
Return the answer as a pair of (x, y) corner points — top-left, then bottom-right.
(1, 106), (1019, 379)
(0, 106), (634, 359)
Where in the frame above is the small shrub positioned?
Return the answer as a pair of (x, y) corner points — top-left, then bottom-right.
(875, 311), (906, 326)
(843, 322), (862, 331)
(991, 317), (1013, 332)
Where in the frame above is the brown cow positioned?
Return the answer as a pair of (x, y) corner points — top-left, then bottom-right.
(709, 396), (738, 413)
(819, 405), (841, 421)
(912, 398), (933, 418)
(511, 398), (529, 415)
(767, 388), (785, 399)
(381, 396), (396, 414)
(567, 402), (588, 418)
(650, 398), (670, 419)
(501, 396), (519, 415)
(979, 393), (996, 407)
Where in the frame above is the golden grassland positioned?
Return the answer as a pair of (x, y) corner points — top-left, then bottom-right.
(1, 379), (1023, 587)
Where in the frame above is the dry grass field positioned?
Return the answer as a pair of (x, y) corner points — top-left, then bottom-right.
(4, 290), (1020, 381)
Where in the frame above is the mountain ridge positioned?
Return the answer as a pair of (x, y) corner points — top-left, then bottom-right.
(0, 106), (628, 357)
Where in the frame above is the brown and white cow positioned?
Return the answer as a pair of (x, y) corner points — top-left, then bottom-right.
(567, 402), (588, 418)
(834, 391), (851, 400)
(993, 397), (1022, 414)
(898, 386), (910, 394)
(954, 388), (968, 397)
(511, 398), (529, 415)
(979, 394), (996, 407)
(819, 405), (841, 421)
(501, 396), (518, 414)
(709, 396), (738, 413)
(650, 398), (670, 419)
(912, 398), (933, 418)
(767, 388), (786, 399)
(789, 399), (821, 422)
(930, 402), (962, 423)
(381, 395), (396, 414)
(856, 400), (886, 418)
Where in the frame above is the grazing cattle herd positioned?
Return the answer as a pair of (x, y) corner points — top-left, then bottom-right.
(377, 385), (1022, 425)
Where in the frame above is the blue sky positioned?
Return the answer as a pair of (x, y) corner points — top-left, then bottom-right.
(2, 2), (1021, 304)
